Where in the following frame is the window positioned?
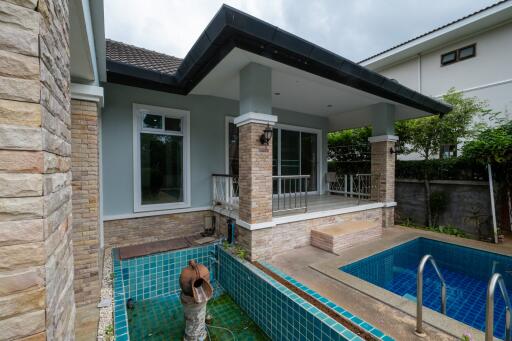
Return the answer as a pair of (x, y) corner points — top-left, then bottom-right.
(458, 44), (475, 60)
(440, 144), (457, 159)
(133, 104), (190, 212)
(227, 120), (320, 193)
(440, 51), (457, 65)
(441, 44), (476, 66)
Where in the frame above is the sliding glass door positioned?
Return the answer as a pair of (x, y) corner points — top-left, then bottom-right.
(228, 122), (319, 192)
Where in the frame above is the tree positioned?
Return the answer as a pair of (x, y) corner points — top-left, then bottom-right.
(463, 122), (512, 232)
(398, 88), (495, 226)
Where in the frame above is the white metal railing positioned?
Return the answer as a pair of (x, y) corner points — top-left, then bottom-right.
(212, 174), (238, 210)
(272, 175), (310, 213)
(415, 255), (447, 337)
(485, 273), (511, 341)
(327, 172), (380, 203)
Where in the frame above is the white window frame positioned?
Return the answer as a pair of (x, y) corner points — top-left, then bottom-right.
(133, 103), (191, 212)
(225, 116), (323, 194)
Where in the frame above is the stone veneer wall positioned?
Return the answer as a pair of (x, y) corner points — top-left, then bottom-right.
(104, 210), (212, 248)
(0, 0), (75, 339)
(371, 139), (396, 227)
(71, 99), (100, 307)
(215, 208), (383, 261)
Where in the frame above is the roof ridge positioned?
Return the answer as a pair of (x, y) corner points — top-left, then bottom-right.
(359, 0), (511, 63)
(106, 38), (183, 61)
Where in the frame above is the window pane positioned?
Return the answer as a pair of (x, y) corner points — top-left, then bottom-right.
(140, 133), (183, 205)
(228, 122), (239, 177)
(301, 132), (317, 191)
(441, 52), (456, 65)
(281, 130), (300, 193)
(165, 117), (182, 132)
(143, 113), (162, 129)
(459, 45), (475, 60)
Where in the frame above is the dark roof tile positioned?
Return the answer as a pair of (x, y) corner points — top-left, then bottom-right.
(106, 39), (182, 75)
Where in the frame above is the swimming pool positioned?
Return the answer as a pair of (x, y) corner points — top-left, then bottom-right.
(341, 237), (512, 339)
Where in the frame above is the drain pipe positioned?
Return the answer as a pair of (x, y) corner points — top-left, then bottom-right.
(488, 163), (498, 244)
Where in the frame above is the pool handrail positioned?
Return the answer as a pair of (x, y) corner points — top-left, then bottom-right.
(485, 273), (511, 341)
(415, 254), (447, 337)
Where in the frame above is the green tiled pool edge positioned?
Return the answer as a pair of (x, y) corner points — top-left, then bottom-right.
(113, 244), (395, 341)
(259, 261), (394, 341)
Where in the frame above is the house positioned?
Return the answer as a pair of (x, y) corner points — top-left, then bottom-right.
(1, 1), (450, 340)
(361, 0), (512, 158)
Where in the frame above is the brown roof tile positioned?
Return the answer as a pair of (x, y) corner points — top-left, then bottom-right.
(106, 39), (182, 75)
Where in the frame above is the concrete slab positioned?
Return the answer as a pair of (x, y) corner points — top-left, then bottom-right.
(269, 226), (512, 341)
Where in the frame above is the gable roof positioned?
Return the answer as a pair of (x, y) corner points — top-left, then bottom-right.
(106, 4), (451, 115)
(360, 0), (512, 66)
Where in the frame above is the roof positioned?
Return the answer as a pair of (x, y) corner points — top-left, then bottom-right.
(106, 5), (451, 115)
(359, 0), (511, 64)
(106, 39), (182, 76)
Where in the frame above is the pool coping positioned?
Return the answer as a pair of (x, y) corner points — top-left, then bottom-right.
(257, 260), (394, 341)
(311, 228), (507, 341)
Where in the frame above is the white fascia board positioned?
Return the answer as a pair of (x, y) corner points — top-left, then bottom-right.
(234, 112), (278, 127)
(361, 1), (512, 69)
(71, 83), (104, 107)
(368, 135), (399, 143)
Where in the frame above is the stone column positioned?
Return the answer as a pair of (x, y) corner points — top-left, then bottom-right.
(71, 99), (100, 307)
(0, 1), (75, 340)
(235, 114), (277, 224)
(234, 64), (277, 260)
(369, 134), (398, 227)
(370, 104), (397, 227)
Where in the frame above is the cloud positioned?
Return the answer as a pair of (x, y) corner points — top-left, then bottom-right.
(105, 0), (497, 61)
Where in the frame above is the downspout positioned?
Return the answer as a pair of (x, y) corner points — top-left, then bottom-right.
(488, 163), (498, 243)
(418, 54), (422, 93)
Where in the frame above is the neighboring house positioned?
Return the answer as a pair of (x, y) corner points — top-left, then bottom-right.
(1, 2), (451, 340)
(361, 0), (512, 158)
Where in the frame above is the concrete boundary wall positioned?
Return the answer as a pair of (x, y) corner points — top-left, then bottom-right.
(395, 179), (492, 237)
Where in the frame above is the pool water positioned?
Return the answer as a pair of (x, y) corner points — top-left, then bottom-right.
(341, 237), (512, 339)
(127, 291), (270, 340)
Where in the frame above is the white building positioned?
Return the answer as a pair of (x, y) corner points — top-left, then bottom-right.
(361, 0), (512, 157)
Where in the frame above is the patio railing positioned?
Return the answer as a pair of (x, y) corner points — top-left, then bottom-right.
(327, 172), (380, 203)
(212, 174), (238, 210)
(272, 175), (310, 213)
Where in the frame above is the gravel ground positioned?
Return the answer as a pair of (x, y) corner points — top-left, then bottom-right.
(97, 248), (113, 341)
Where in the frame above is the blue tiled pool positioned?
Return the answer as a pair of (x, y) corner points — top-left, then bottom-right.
(341, 237), (512, 339)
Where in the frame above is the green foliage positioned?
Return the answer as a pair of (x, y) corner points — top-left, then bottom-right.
(463, 121), (512, 164)
(400, 220), (466, 238)
(222, 242), (249, 261)
(396, 158), (487, 180)
(327, 127), (371, 163)
(105, 324), (114, 341)
(399, 88), (494, 160)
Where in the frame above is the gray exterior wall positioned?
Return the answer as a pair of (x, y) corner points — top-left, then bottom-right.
(102, 82), (328, 218)
(375, 21), (512, 121)
(395, 179), (493, 238)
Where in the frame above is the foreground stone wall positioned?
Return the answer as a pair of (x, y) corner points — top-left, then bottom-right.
(71, 99), (100, 307)
(395, 179), (492, 237)
(0, 0), (75, 339)
(104, 211), (211, 248)
(215, 208), (383, 260)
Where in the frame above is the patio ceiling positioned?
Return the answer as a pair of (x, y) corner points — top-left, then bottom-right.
(190, 47), (437, 129)
(106, 4), (451, 130)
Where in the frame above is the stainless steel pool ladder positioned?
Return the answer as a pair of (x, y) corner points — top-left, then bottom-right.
(415, 254), (447, 337)
(485, 273), (511, 341)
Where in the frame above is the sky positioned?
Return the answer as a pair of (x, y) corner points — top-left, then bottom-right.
(105, 0), (498, 62)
